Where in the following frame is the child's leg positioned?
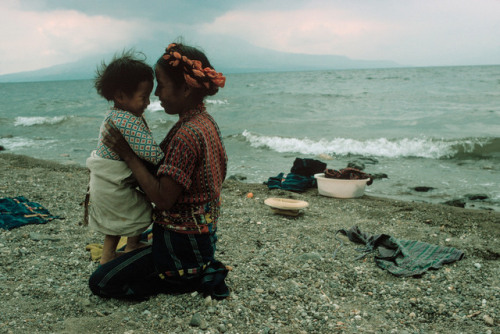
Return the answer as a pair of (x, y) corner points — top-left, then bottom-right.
(101, 235), (121, 265)
(125, 235), (148, 252)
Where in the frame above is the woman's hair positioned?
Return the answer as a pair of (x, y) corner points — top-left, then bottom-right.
(156, 43), (225, 99)
(95, 50), (153, 101)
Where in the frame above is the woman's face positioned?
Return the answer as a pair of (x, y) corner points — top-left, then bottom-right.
(154, 64), (185, 115)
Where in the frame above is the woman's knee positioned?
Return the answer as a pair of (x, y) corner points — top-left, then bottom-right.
(88, 267), (106, 296)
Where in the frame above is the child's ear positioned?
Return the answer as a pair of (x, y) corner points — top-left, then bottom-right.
(113, 90), (126, 103)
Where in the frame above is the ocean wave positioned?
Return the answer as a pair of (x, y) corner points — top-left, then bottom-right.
(0, 136), (56, 149)
(14, 116), (68, 127)
(147, 101), (163, 112)
(147, 99), (228, 113)
(206, 99), (229, 105)
(241, 130), (499, 159)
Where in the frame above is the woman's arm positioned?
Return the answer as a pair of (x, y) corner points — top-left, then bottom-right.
(102, 123), (182, 211)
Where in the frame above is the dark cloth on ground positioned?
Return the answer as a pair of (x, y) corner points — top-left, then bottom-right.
(325, 168), (373, 185)
(336, 225), (465, 277)
(290, 158), (327, 177)
(0, 196), (60, 230)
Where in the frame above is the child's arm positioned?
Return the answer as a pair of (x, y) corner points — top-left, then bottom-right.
(103, 123), (182, 211)
(109, 111), (164, 165)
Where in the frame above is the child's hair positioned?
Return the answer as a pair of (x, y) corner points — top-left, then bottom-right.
(95, 50), (153, 101)
(157, 42), (225, 100)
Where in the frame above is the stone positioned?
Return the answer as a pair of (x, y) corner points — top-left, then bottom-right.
(465, 194), (489, 201)
(443, 199), (466, 208)
(189, 313), (203, 327)
(227, 174), (247, 181)
(413, 186), (434, 192)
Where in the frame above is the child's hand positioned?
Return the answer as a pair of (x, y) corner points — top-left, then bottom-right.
(102, 123), (135, 160)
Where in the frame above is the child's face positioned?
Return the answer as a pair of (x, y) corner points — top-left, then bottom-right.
(116, 80), (153, 117)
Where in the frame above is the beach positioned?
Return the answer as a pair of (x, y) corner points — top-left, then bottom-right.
(0, 153), (498, 333)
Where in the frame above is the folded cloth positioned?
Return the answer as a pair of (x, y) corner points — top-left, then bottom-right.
(0, 196), (60, 230)
(266, 173), (316, 192)
(336, 226), (465, 277)
(325, 168), (373, 185)
(86, 150), (152, 237)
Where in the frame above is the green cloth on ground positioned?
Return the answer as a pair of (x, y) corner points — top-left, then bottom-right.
(337, 226), (465, 277)
(0, 196), (60, 230)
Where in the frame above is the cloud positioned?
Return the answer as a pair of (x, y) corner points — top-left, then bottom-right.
(201, 1), (500, 66)
(1, 0), (499, 75)
(0, 2), (151, 75)
(202, 8), (391, 55)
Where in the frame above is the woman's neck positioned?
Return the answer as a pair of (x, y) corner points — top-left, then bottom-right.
(178, 99), (203, 117)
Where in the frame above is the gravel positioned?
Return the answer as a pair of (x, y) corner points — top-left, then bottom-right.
(0, 153), (499, 333)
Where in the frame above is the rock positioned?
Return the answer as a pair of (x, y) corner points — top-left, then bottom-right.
(483, 314), (494, 326)
(371, 173), (388, 180)
(465, 194), (489, 201)
(318, 154), (334, 160)
(189, 313), (203, 327)
(413, 186), (434, 192)
(227, 174), (247, 181)
(443, 199), (466, 208)
(347, 161), (365, 170)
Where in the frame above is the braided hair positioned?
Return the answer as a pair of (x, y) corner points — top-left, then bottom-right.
(156, 43), (225, 99)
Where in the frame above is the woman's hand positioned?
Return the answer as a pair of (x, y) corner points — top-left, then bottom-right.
(102, 123), (135, 161)
(102, 122), (183, 211)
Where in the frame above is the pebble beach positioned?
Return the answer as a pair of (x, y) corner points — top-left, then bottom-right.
(0, 153), (498, 333)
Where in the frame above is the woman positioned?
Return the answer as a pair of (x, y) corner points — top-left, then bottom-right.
(88, 42), (229, 300)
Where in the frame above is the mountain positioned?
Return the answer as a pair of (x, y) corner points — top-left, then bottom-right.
(0, 42), (401, 83)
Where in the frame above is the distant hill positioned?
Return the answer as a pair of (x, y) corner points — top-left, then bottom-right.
(0, 42), (401, 83)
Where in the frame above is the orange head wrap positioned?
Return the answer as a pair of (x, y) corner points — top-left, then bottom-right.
(162, 43), (226, 90)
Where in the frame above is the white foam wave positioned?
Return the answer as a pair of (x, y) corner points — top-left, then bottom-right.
(14, 116), (67, 127)
(147, 101), (163, 112)
(241, 130), (465, 159)
(0, 137), (56, 149)
(146, 99), (228, 113)
(206, 99), (228, 105)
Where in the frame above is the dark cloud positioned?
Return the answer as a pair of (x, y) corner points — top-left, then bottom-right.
(20, 0), (246, 24)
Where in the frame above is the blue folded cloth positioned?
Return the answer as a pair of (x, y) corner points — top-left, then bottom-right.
(0, 196), (60, 230)
(266, 172), (316, 192)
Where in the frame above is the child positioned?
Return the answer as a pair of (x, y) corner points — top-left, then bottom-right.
(86, 50), (164, 264)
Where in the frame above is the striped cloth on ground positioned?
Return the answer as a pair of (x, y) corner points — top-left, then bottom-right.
(337, 225), (465, 277)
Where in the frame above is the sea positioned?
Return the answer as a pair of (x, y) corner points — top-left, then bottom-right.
(1, 65), (499, 211)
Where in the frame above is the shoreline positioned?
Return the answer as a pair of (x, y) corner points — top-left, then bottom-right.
(0, 152), (498, 333)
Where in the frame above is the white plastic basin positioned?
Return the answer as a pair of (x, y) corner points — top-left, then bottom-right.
(314, 173), (370, 198)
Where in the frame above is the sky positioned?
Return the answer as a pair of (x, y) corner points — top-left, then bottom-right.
(1, 0), (499, 75)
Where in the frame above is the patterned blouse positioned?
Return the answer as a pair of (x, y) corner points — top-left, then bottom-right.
(95, 107), (164, 165)
(154, 105), (227, 234)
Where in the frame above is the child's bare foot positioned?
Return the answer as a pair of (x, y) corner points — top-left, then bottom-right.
(124, 241), (149, 253)
(100, 251), (117, 265)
